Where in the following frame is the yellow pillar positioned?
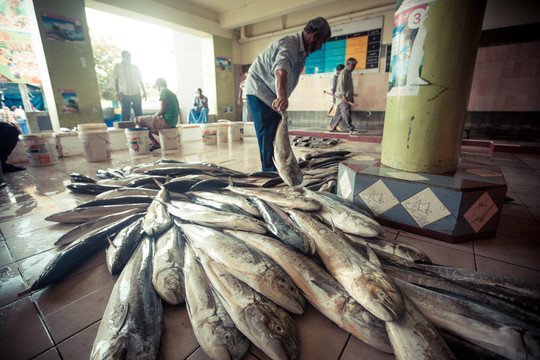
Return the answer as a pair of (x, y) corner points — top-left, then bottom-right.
(381, 0), (487, 173)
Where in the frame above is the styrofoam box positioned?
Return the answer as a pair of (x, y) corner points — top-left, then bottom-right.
(180, 124), (202, 142)
(55, 132), (83, 157)
(243, 122), (256, 137)
(108, 128), (127, 151)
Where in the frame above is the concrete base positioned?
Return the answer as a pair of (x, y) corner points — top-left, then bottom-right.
(337, 156), (507, 243)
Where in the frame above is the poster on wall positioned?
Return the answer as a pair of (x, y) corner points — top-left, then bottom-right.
(303, 16), (383, 75)
(60, 89), (79, 113)
(388, 0), (433, 97)
(41, 12), (84, 43)
(0, 1), (41, 84)
(216, 55), (231, 71)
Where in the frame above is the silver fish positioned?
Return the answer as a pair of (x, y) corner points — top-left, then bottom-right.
(152, 225), (186, 305)
(45, 203), (148, 223)
(180, 224), (305, 314)
(226, 186), (321, 211)
(386, 295), (456, 360)
(90, 237), (163, 359)
(287, 208), (404, 322)
(346, 234), (432, 264)
(188, 191), (261, 217)
(225, 230), (393, 353)
(184, 245), (250, 360)
(167, 200), (267, 234)
(195, 249), (300, 360)
(273, 111), (303, 187)
(143, 187), (172, 236)
(106, 217), (144, 275)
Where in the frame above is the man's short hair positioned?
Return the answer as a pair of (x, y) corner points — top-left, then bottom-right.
(347, 58), (358, 65)
(121, 50), (131, 58)
(155, 78), (167, 87)
(304, 17), (331, 39)
(336, 64), (345, 71)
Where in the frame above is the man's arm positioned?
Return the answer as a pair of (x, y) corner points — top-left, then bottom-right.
(156, 99), (167, 116)
(138, 78), (146, 101)
(273, 69), (288, 111)
(114, 78), (122, 102)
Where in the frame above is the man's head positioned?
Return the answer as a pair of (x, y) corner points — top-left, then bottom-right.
(155, 78), (167, 89)
(336, 64), (345, 74)
(121, 50), (131, 64)
(346, 58), (358, 71)
(196, 88), (203, 95)
(303, 17), (331, 55)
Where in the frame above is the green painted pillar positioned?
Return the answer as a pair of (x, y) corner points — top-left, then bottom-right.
(381, 0), (487, 173)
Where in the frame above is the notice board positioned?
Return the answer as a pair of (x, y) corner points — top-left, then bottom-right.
(304, 16), (383, 75)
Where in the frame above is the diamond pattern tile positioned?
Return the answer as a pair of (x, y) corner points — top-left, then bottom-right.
(401, 188), (451, 228)
(339, 171), (353, 199)
(464, 192), (499, 233)
(358, 179), (399, 216)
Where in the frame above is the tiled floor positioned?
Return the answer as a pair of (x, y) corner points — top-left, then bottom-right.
(1, 134), (539, 360)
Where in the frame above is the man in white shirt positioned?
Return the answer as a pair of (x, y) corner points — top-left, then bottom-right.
(113, 50), (146, 121)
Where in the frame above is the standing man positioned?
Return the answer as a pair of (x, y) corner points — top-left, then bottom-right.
(135, 78), (179, 151)
(188, 88), (209, 124)
(113, 50), (146, 121)
(328, 57), (360, 135)
(245, 17), (331, 172)
(237, 72), (252, 122)
(327, 64), (344, 131)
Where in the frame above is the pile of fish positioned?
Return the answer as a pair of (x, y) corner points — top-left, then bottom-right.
(31, 159), (540, 360)
(293, 136), (339, 148)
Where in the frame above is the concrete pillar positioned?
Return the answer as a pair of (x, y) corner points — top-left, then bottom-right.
(381, 0), (487, 173)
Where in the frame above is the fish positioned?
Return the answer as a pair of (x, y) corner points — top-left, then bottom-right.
(385, 295), (456, 360)
(95, 187), (189, 201)
(393, 277), (540, 360)
(286, 208), (404, 322)
(69, 172), (96, 183)
(346, 234), (432, 264)
(75, 196), (153, 208)
(250, 197), (315, 254)
(186, 192), (253, 217)
(31, 212), (144, 291)
(54, 208), (143, 246)
(152, 225), (186, 305)
(45, 203), (148, 223)
(126, 176), (168, 189)
(66, 182), (122, 195)
(303, 188), (383, 237)
(311, 150), (351, 158)
(143, 187), (172, 237)
(180, 224), (305, 314)
(167, 200), (267, 234)
(273, 111), (303, 187)
(106, 218), (144, 275)
(90, 237), (163, 360)
(226, 186), (321, 211)
(183, 245), (250, 360)
(225, 230), (393, 353)
(188, 191), (261, 217)
(194, 249), (300, 360)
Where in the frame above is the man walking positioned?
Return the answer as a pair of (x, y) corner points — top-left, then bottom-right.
(328, 58), (360, 135)
(245, 17), (331, 172)
(113, 50), (146, 121)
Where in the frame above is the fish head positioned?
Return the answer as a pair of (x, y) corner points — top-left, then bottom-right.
(396, 244), (431, 263)
(352, 274), (404, 322)
(154, 269), (185, 305)
(245, 301), (299, 360)
(259, 268), (306, 314)
(198, 322), (250, 360)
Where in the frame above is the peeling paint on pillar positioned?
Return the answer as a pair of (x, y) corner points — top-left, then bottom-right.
(381, 0), (487, 174)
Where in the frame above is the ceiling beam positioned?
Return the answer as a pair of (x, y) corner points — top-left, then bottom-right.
(219, 0), (335, 29)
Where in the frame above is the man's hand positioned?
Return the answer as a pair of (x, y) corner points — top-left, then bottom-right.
(342, 95), (348, 103)
(272, 97), (288, 111)
(142, 92), (147, 101)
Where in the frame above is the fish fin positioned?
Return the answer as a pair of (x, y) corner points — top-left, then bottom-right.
(347, 255), (359, 270)
(366, 244), (382, 267)
(311, 280), (340, 297)
(153, 177), (164, 189)
(111, 303), (129, 338)
(107, 235), (117, 248)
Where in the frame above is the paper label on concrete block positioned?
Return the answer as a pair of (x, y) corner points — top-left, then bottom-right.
(359, 179), (399, 216)
(387, 171), (429, 181)
(464, 192), (498, 233)
(401, 188), (451, 228)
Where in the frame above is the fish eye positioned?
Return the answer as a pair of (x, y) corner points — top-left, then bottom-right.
(224, 333), (231, 342)
(288, 285), (296, 292)
(276, 325), (283, 333)
(377, 290), (385, 298)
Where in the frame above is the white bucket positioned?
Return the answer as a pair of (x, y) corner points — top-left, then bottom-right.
(21, 133), (58, 167)
(200, 124), (217, 145)
(54, 132), (83, 157)
(107, 128), (127, 151)
(125, 127), (150, 155)
(158, 127), (179, 150)
(228, 122), (244, 142)
(217, 120), (229, 143)
(78, 123), (111, 162)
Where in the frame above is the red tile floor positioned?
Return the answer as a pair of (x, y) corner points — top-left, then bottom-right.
(1, 135), (539, 359)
